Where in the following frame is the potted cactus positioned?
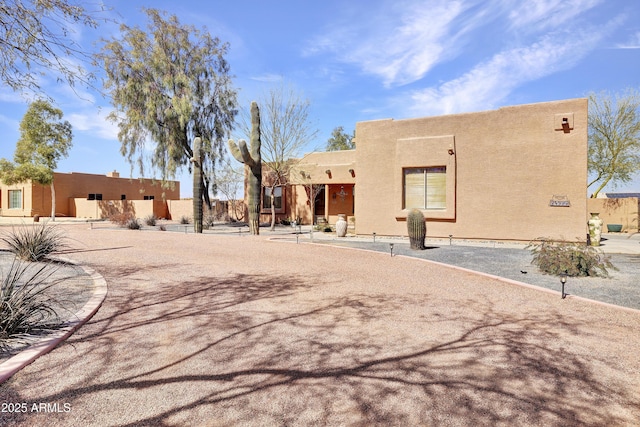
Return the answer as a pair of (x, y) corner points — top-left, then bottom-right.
(407, 208), (426, 250)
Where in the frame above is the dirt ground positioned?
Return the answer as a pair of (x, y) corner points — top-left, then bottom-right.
(0, 223), (639, 426)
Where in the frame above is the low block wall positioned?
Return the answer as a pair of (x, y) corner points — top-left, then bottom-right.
(71, 199), (162, 220)
(587, 198), (640, 232)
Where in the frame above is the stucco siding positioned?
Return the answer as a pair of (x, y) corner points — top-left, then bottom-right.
(355, 98), (588, 241)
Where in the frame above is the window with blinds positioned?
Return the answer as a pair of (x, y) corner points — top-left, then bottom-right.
(263, 186), (283, 209)
(403, 167), (446, 210)
(8, 190), (22, 209)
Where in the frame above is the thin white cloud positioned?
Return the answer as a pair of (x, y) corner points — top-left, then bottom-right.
(407, 27), (608, 116)
(508, 0), (603, 31)
(616, 31), (640, 48)
(250, 74), (283, 83)
(304, 0), (475, 87)
(67, 109), (118, 140)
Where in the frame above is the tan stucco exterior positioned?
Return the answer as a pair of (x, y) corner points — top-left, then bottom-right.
(276, 98), (589, 241)
(354, 98), (588, 241)
(0, 171), (179, 218)
(587, 197), (640, 233)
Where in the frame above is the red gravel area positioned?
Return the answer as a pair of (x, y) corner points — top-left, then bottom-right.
(0, 223), (639, 426)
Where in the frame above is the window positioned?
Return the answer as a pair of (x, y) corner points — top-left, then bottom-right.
(121, 195), (126, 200)
(403, 167), (446, 210)
(8, 190), (21, 209)
(263, 186), (282, 209)
(143, 195), (154, 200)
(88, 194), (103, 201)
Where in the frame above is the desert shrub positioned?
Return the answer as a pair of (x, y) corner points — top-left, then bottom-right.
(126, 218), (142, 230)
(0, 260), (62, 341)
(203, 214), (215, 230)
(109, 212), (134, 227)
(280, 218), (291, 226)
(180, 216), (190, 225)
(144, 215), (157, 226)
(0, 223), (68, 262)
(527, 238), (614, 277)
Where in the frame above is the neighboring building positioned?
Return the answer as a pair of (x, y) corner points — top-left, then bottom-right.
(259, 98), (589, 241)
(0, 170), (180, 219)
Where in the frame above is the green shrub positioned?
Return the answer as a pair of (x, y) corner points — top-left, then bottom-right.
(527, 238), (614, 277)
(126, 218), (142, 230)
(0, 260), (62, 341)
(0, 224), (68, 262)
(144, 215), (157, 226)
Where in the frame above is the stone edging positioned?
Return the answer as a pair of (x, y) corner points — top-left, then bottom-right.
(0, 260), (108, 384)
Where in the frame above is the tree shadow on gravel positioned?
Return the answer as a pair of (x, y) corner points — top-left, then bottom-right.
(0, 272), (638, 426)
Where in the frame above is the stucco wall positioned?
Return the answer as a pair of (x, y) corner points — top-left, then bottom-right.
(0, 183), (34, 217)
(587, 198), (640, 232)
(290, 150), (357, 225)
(0, 171), (180, 218)
(355, 98), (588, 241)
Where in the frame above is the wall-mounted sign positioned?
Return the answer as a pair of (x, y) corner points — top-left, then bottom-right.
(549, 195), (571, 207)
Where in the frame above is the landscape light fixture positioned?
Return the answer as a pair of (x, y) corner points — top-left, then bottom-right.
(560, 273), (568, 299)
(449, 234), (453, 245)
(389, 243), (394, 257)
(373, 232), (376, 243)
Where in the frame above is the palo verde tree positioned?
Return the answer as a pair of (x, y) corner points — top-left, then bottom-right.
(98, 8), (237, 233)
(0, 99), (73, 220)
(326, 126), (355, 151)
(588, 89), (640, 198)
(238, 84), (318, 230)
(0, 0), (107, 96)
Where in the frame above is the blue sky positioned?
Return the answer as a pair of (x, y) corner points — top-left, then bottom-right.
(1, 0), (640, 197)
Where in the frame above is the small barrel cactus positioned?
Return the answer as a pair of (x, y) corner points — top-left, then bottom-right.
(407, 208), (426, 250)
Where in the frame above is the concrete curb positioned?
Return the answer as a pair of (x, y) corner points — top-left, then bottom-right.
(0, 261), (107, 384)
(272, 237), (640, 315)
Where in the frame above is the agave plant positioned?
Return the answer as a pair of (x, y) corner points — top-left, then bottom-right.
(0, 223), (68, 262)
(0, 260), (63, 343)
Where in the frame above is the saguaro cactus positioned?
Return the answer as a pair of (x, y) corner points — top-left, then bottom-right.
(192, 136), (203, 233)
(228, 101), (262, 235)
(407, 208), (426, 250)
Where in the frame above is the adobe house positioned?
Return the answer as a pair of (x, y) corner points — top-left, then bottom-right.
(0, 170), (180, 219)
(268, 98), (588, 242)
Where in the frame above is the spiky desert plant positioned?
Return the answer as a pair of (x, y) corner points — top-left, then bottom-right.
(126, 218), (141, 230)
(0, 260), (62, 342)
(228, 101), (262, 235)
(407, 208), (426, 250)
(191, 136), (204, 233)
(0, 223), (68, 262)
(144, 214), (157, 226)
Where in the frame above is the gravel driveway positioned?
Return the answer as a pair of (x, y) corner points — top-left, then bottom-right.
(0, 223), (639, 426)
